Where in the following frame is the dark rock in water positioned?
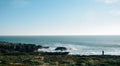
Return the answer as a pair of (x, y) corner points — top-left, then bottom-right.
(55, 47), (67, 51)
(40, 52), (69, 55)
(42, 46), (49, 49)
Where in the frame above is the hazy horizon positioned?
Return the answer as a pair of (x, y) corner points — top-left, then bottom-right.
(1, 0), (120, 35)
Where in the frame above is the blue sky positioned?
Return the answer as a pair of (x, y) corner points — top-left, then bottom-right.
(0, 0), (120, 35)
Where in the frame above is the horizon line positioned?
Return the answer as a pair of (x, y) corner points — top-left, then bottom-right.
(1, 34), (120, 36)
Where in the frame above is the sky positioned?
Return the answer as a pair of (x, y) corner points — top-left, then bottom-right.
(0, 0), (120, 35)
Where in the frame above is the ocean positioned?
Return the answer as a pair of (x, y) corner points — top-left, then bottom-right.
(0, 36), (120, 55)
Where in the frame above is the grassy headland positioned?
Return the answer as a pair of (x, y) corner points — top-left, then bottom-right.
(0, 41), (119, 66)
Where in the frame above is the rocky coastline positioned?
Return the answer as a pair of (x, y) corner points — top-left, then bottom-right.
(0, 41), (120, 66)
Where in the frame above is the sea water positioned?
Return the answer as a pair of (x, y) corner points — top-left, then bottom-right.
(0, 36), (120, 55)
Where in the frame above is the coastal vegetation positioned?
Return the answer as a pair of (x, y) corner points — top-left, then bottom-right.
(0, 41), (120, 66)
(0, 55), (120, 66)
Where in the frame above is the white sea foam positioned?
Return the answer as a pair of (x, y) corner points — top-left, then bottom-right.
(38, 43), (120, 55)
